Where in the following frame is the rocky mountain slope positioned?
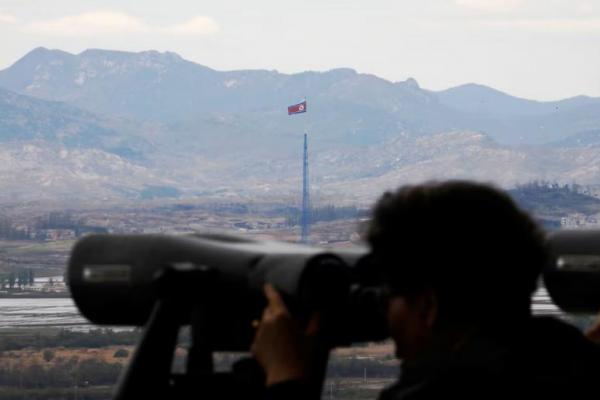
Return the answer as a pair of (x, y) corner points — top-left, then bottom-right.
(2, 48), (600, 204)
(0, 87), (151, 157)
(4, 48), (600, 147)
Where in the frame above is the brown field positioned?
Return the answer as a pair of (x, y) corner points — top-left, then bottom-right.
(0, 346), (133, 369)
(0, 342), (397, 373)
(0, 345), (193, 369)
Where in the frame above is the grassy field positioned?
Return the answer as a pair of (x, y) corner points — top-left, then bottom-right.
(0, 240), (76, 254)
(0, 239), (75, 277)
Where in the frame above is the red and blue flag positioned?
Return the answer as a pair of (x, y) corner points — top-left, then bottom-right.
(288, 100), (307, 115)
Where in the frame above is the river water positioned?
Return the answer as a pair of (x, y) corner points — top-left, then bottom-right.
(0, 298), (88, 330)
(0, 288), (562, 331)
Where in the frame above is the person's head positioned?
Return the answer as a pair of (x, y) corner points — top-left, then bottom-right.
(366, 181), (547, 359)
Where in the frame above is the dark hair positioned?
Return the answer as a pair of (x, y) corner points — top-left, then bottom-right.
(367, 181), (547, 325)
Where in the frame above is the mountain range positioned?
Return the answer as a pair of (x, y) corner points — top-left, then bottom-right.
(2, 47), (600, 204)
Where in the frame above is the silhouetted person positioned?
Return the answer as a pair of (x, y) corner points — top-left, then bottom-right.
(251, 181), (600, 400)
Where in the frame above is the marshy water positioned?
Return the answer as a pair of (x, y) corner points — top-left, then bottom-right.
(0, 288), (561, 331)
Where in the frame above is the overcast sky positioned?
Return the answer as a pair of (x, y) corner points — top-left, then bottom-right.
(1, 0), (599, 101)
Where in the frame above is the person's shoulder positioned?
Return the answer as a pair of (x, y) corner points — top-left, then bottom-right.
(522, 316), (600, 362)
(378, 375), (507, 400)
(378, 380), (429, 400)
(505, 317), (600, 395)
(379, 317), (600, 400)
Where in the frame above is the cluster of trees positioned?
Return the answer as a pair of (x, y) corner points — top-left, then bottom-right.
(0, 216), (28, 240)
(512, 180), (592, 195)
(0, 329), (140, 352)
(0, 269), (34, 290)
(0, 211), (109, 242)
(285, 205), (368, 226)
(510, 180), (600, 217)
(35, 212), (108, 237)
(35, 212), (82, 230)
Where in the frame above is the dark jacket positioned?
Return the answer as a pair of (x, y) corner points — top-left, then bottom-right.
(379, 317), (600, 400)
(266, 317), (600, 400)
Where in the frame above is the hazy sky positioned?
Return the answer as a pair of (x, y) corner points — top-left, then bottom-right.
(1, 0), (599, 100)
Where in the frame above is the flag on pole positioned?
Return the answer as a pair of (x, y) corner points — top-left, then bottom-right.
(288, 100), (307, 115)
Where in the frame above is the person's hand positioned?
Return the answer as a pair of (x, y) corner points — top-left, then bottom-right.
(586, 312), (600, 344)
(250, 283), (320, 386)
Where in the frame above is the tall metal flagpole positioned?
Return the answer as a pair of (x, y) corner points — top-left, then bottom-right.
(301, 132), (310, 244)
(288, 98), (310, 244)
